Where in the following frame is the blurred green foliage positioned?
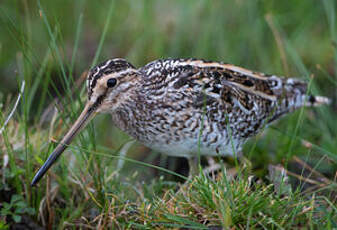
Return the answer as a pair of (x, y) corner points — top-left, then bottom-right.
(0, 0), (335, 93)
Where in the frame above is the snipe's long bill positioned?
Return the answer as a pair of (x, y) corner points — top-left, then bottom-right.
(31, 103), (96, 186)
(31, 58), (330, 186)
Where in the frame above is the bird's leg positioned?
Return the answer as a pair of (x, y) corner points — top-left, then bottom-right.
(236, 151), (252, 170)
(187, 156), (200, 178)
(171, 157), (199, 198)
(202, 157), (221, 177)
(174, 156), (200, 195)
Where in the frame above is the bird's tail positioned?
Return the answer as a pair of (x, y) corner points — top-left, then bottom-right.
(280, 78), (331, 109)
(267, 78), (330, 124)
(303, 95), (331, 107)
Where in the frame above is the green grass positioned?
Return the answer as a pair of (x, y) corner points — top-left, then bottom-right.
(0, 0), (336, 229)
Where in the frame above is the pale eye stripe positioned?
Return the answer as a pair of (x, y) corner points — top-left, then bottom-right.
(93, 67), (100, 77)
(100, 59), (112, 70)
(92, 59), (112, 79)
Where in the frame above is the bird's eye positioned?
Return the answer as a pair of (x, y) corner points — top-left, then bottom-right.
(107, 78), (117, 88)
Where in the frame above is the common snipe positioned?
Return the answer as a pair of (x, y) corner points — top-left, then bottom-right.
(31, 58), (330, 185)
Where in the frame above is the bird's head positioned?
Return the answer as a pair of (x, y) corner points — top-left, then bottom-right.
(31, 58), (139, 186)
(87, 58), (139, 113)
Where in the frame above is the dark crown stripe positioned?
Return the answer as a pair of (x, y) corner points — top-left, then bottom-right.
(87, 59), (135, 99)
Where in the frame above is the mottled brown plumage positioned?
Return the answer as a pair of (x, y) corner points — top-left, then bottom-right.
(32, 58), (330, 185)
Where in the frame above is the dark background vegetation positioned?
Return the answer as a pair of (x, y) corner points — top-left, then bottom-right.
(0, 0), (336, 229)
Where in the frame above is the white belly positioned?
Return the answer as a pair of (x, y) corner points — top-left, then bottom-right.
(146, 137), (242, 158)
